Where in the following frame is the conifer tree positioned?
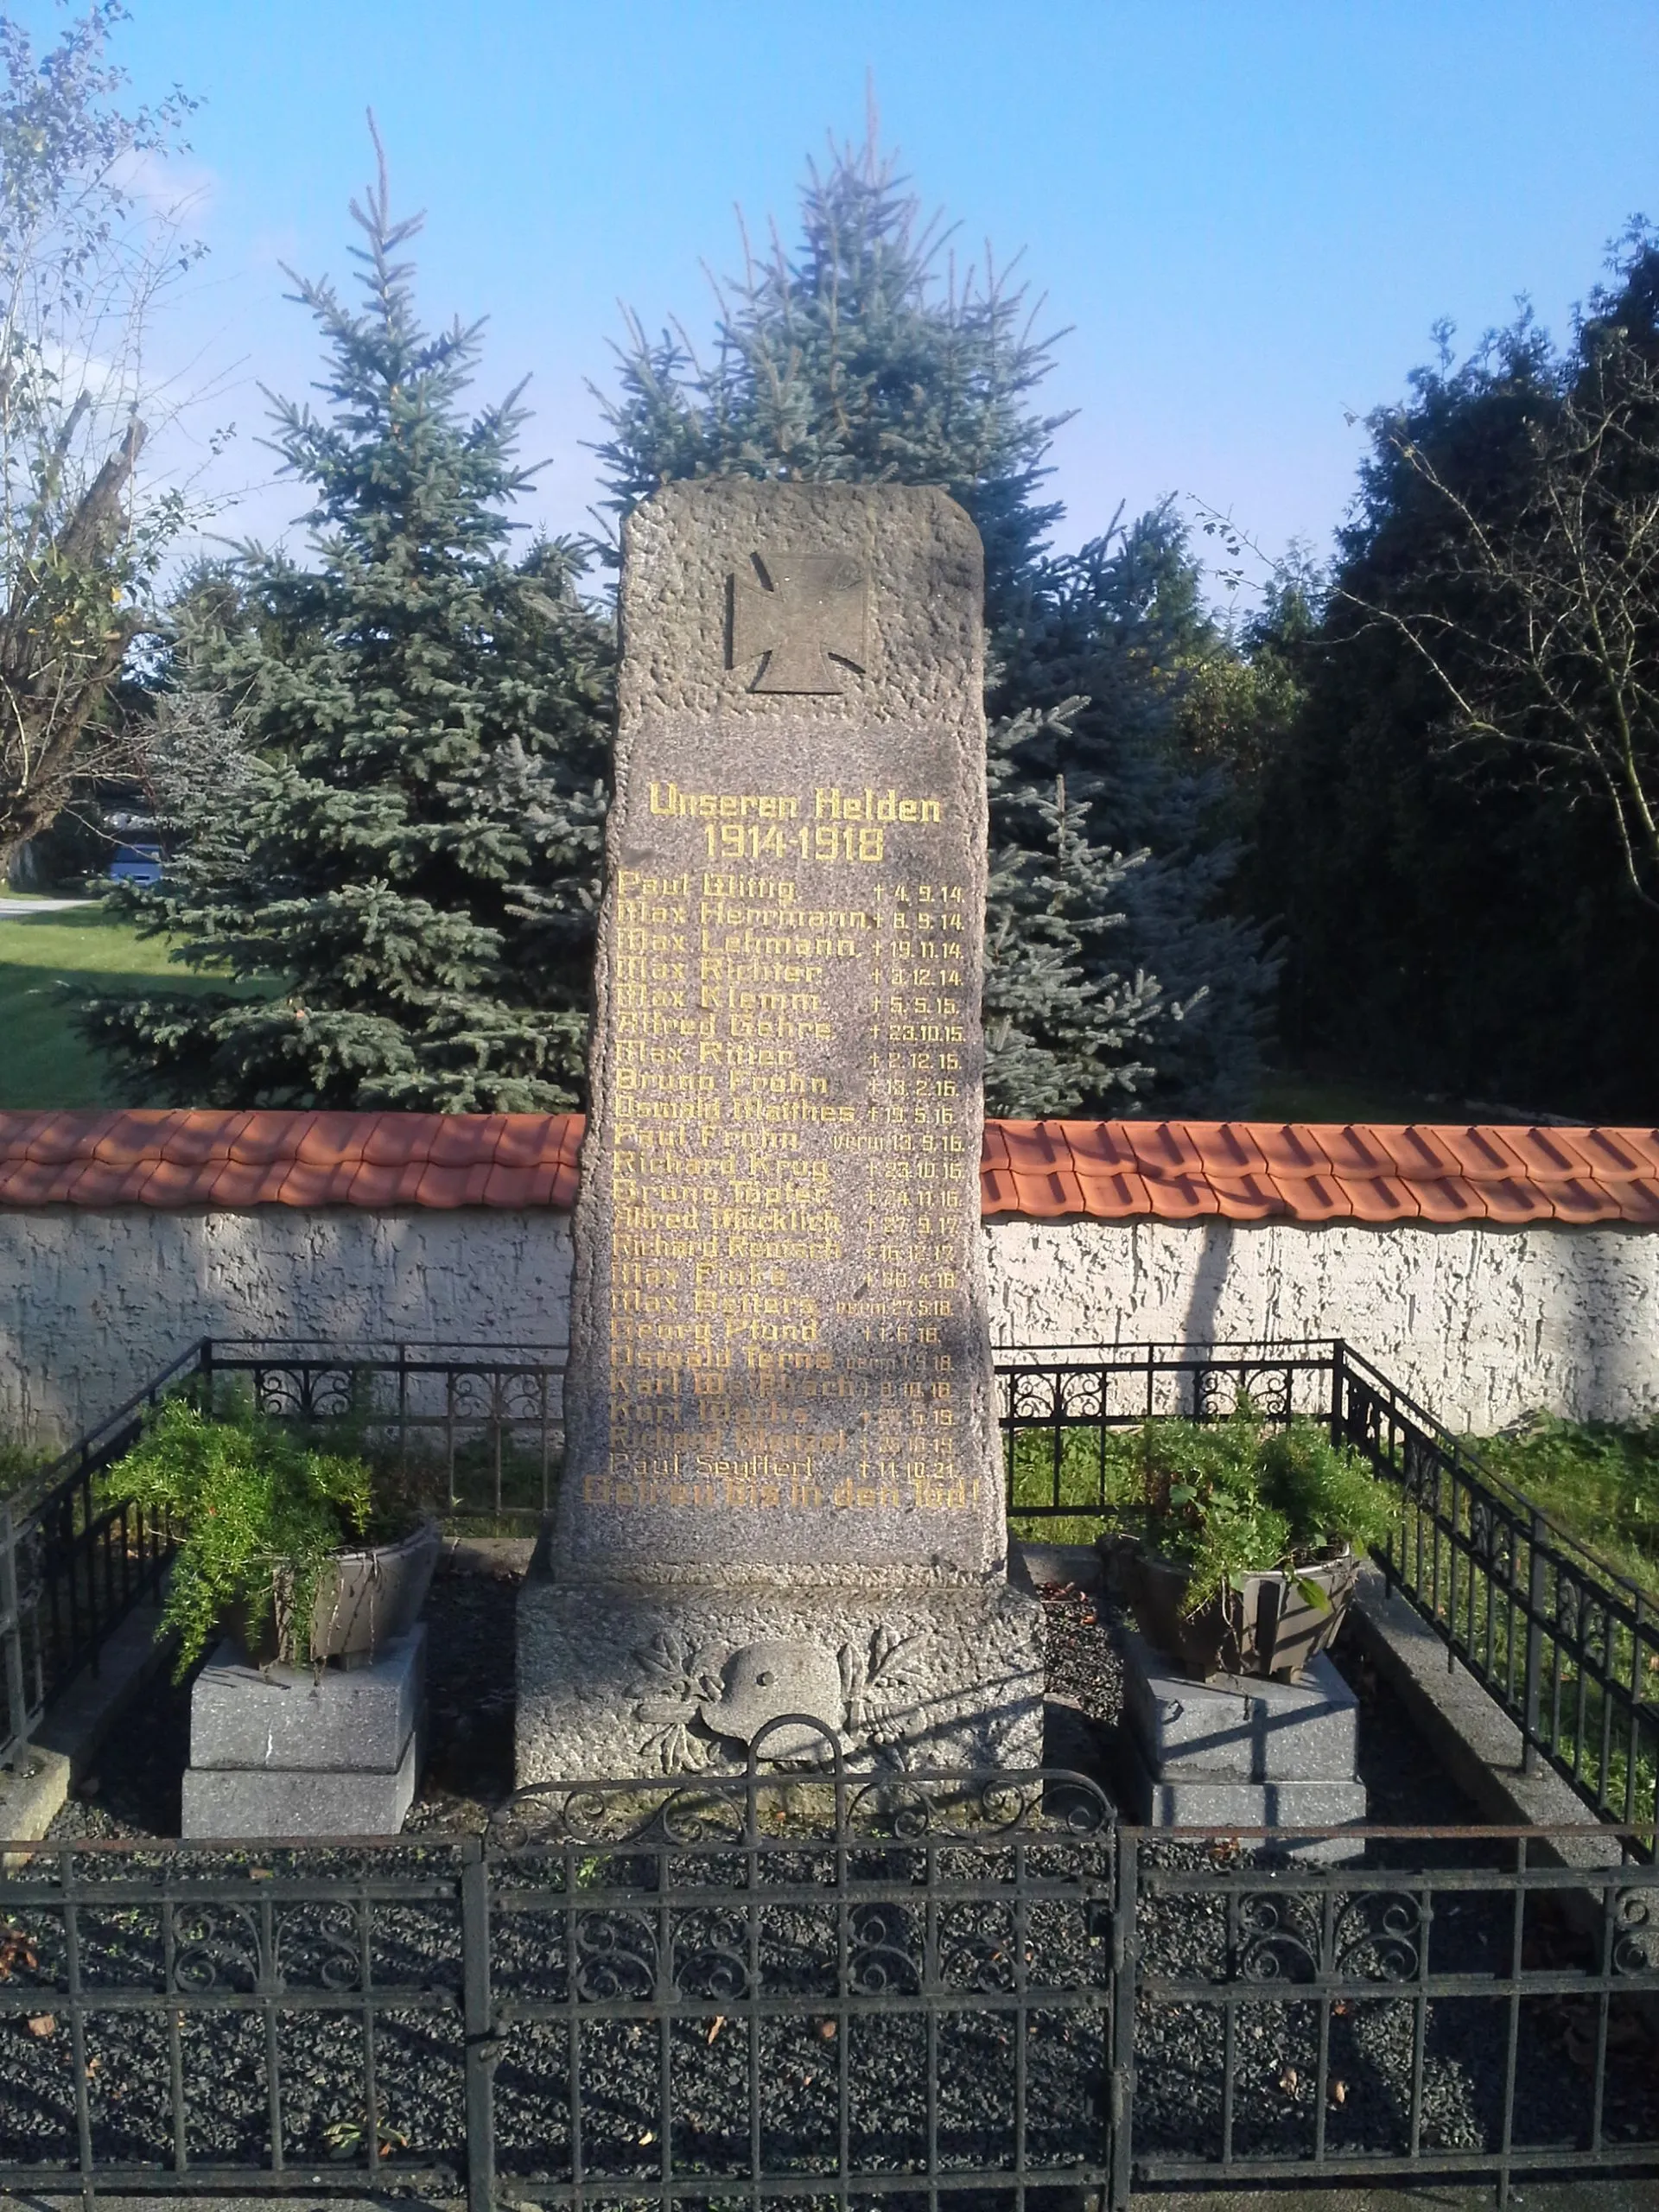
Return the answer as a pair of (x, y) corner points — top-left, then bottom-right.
(598, 132), (1272, 1112)
(999, 505), (1279, 1109)
(81, 147), (613, 1108)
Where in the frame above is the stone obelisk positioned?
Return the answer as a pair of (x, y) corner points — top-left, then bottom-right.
(516, 480), (1044, 1780)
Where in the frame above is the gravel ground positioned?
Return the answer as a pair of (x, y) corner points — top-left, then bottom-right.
(15, 1559), (1657, 2189)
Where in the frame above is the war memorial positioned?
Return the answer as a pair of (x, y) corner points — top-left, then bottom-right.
(516, 480), (1046, 1778)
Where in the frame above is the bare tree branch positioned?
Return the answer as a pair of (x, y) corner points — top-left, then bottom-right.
(1338, 328), (1659, 911)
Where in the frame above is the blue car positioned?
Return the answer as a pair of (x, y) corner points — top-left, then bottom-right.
(109, 843), (163, 887)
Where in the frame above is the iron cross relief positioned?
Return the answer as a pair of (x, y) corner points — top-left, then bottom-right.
(728, 551), (870, 693)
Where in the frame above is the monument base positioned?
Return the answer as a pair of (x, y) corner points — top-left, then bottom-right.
(1119, 1631), (1366, 1863)
(181, 1626), (425, 1840)
(516, 1572), (1046, 1783)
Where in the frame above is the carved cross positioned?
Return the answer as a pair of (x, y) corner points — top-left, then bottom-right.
(728, 550), (869, 693)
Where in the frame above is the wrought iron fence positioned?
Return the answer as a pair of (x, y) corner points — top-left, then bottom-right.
(9, 1331), (1658, 1862)
(0, 1338), (569, 1772)
(0, 1501), (44, 1770)
(203, 1337), (569, 1521)
(995, 1337), (1343, 1529)
(0, 1751), (1118, 2209)
(0, 1342), (191, 1768)
(1336, 1349), (1659, 1839)
(1124, 1818), (1659, 2201)
(0, 1749), (1656, 2207)
(995, 1338), (1659, 1848)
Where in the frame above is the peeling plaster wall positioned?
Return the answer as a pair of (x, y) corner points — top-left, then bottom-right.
(0, 1207), (1652, 1448)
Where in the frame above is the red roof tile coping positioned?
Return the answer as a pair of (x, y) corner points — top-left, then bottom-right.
(0, 1111), (1653, 1224)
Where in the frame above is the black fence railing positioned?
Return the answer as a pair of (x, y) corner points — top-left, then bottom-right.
(1336, 1348), (1659, 1839)
(0, 1501), (45, 1766)
(204, 1337), (569, 1520)
(0, 1343), (192, 1767)
(0, 1338), (569, 1771)
(995, 1338), (1659, 1848)
(996, 1336), (1344, 1524)
(0, 1749), (1655, 2207)
(10, 1333), (1657, 1857)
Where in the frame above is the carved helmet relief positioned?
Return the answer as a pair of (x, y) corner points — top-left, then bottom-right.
(628, 1624), (928, 1773)
(728, 551), (869, 693)
(698, 1639), (845, 1757)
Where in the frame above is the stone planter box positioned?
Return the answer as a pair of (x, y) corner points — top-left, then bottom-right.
(231, 1519), (442, 1669)
(1121, 1543), (1360, 1681)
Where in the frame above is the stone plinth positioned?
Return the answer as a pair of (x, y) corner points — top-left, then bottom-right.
(518, 1574), (1044, 1780)
(1121, 1632), (1366, 1863)
(181, 1626), (424, 1840)
(517, 480), (1042, 1786)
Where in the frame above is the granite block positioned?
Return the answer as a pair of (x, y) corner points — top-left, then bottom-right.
(517, 1573), (1045, 1782)
(181, 1730), (418, 1840)
(1122, 1738), (1367, 1863)
(517, 481), (1036, 1786)
(559, 481), (1001, 1592)
(1122, 1631), (1358, 1782)
(189, 1627), (425, 1772)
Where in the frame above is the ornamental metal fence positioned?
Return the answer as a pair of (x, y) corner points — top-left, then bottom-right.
(9, 1333), (1659, 1857)
(0, 1342), (189, 1769)
(1335, 1352), (1659, 1839)
(996, 1338), (1659, 1846)
(0, 1338), (568, 1771)
(0, 1747), (1656, 2208)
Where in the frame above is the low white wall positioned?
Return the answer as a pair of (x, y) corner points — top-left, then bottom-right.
(0, 1207), (1652, 1448)
(985, 1219), (1659, 1433)
(0, 1208), (575, 1449)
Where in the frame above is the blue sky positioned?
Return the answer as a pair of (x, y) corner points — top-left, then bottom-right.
(71, 0), (1659, 593)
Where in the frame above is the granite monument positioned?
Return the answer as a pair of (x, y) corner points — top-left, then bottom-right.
(516, 480), (1045, 1780)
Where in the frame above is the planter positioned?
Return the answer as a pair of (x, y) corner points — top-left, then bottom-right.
(229, 1519), (442, 1669)
(1124, 1546), (1359, 1681)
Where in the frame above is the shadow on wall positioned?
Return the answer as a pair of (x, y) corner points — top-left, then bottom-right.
(1180, 1218), (1236, 1357)
(1565, 1224), (1647, 1426)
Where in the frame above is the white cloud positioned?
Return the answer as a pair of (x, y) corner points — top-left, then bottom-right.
(107, 146), (218, 230)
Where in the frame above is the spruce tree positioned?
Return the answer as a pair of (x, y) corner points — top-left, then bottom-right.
(81, 150), (613, 1109)
(998, 505), (1280, 1110)
(597, 134), (1271, 1113)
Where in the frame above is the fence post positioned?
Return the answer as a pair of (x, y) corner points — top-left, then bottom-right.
(0, 1504), (31, 1768)
(461, 1836), (496, 2212)
(1109, 1827), (1138, 2212)
(1522, 1508), (1548, 1778)
(1328, 1339), (1346, 1446)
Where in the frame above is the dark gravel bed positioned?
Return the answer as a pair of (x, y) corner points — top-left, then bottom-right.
(16, 1560), (1657, 2187)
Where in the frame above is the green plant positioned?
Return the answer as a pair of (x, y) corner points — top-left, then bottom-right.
(99, 1393), (375, 1676)
(1475, 1412), (1659, 1593)
(1129, 1406), (1400, 1614)
(0, 1436), (52, 1497)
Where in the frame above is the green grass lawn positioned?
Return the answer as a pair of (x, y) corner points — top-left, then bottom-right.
(1471, 1414), (1659, 1595)
(0, 901), (223, 1109)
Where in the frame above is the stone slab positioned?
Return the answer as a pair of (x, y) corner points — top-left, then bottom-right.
(181, 1730), (417, 1840)
(517, 1573), (1045, 1781)
(558, 480), (1001, 1591)
(1122, 1738), (1367, 1863)
(0, 1604), (174, 1857)
(1016, 1541), (1103, 1592)
(188, 1627), (425, 1773)
(1122, 1631), (1358, 1782)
